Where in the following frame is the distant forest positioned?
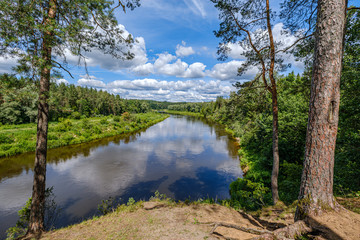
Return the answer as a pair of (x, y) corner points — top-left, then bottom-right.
(0, 74), (177, 124)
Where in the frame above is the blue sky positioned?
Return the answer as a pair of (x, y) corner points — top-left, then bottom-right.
(0, 0), (309, 102)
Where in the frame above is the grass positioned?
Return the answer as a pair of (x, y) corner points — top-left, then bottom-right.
(0, 112), (169, 158)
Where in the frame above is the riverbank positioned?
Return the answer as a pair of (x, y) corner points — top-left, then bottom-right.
(0, 112), (168, 158)
(38, 198), (360, 240)
(162, 110), (203, 118)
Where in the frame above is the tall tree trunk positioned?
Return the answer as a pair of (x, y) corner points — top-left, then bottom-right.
(266, 0), (280, 204)
(271, 89), (279, 204)
(295, 0), (346, 220)
(27, 0), (56, 235)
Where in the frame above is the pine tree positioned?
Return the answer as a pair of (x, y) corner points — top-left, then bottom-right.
(0, 0), (139, 236)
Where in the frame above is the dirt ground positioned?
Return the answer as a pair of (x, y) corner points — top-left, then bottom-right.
(41, 201), (360, 240)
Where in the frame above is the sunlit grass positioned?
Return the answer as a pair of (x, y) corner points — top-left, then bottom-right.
(0, 112), (169, 157)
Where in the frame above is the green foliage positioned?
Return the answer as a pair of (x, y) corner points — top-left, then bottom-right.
(121, 112), (132, 121)
(70, 112), (81, 120)
(6, 187), (61, 239)
(150, 190), (170, 202)
(0, 134), (13, 144)
(0, 113), (169, 157)
(229, 178), (271, 211)
(81, 118), (92, 130)
(99, 118), (108, 125)
(0, 74), (160, 125)
(127, 197), (135, 206)
(113, 116), (121, 122)
(6, 197), (31, 239)
(97, 197), (115, 215)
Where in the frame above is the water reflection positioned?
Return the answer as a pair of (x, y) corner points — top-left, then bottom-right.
(0, 115), (242, 239)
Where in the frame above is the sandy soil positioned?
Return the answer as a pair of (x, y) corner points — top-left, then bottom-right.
(41, 201), (360, 240)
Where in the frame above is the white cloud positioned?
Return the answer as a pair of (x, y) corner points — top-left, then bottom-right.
(207, 61), (239, 81)
(0, 55), (18, 73)
(77, 75), (106, 88)
(55, 78), (69, 84)
(183, 62), (206, 78)
(225, 42), (246, 59)
(183, 0), (207, 18)
(131, 63), (154, 75)
(176, 41), (195, 57)
(65, 25), (148, 72)
(150, 52), (205, 78)
(157, 59), (189, 76)
(104, 78), (235, 102)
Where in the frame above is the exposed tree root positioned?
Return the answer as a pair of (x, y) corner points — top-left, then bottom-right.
(202, 220), (312, 240)
(251, 220), (312, 240)
(209, 222), (272, 235)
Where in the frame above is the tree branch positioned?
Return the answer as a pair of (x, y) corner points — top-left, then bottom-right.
(110, 0), (126, 14)
(276, 33), (314, 53)
(347, 7), (360, 10)
(52, 60), (74, 78)
(243, 17), (267, 28)
(228, 10), (271, 92)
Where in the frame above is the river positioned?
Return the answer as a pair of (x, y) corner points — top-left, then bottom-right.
(0, 115), (242, 239)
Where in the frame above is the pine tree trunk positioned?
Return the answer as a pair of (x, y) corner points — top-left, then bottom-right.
(27, 0), (56, 235)
(266, 0), (279, 205)
(295, 0), (346, 220)
(271, 89), (279, 204)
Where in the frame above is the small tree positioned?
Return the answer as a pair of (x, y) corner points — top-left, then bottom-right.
(0, 0), (139, 236)
(212, 0), (313, 204)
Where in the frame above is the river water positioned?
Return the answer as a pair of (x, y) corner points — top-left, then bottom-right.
(0, 115), (242, 239)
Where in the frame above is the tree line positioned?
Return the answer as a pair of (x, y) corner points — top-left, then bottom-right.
(0, 74), (154, 125)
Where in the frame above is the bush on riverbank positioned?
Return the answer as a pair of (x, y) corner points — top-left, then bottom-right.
(0, 112), (168, 158)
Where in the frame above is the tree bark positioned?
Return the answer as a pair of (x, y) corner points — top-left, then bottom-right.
(27, 0), (56, 235)
(266, 0), (280, 205)
(270, 90), (279, 205)
(295, 0), (346, 220)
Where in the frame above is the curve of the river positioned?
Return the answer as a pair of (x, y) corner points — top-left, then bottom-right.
(0, 115), (243, 239)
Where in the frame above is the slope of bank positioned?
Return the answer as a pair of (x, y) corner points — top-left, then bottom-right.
(40, 200), (360, 240)
(0, 112), (169, 158)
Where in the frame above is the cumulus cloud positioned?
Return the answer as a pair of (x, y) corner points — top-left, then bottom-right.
(176, 41), (195, 57)
(183, 62), (206, 78)
(149, 52), (206, 78)
(0, 55), (18, 73)
(55, 78), (69, 84)
(77, 75), (106, 88)
(65, 25), (148, 72)
(73, 76), (235, 102)
(207, 60), (258, 81)
(225, 42), (246, 59)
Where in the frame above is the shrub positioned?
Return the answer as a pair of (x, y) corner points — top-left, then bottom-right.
(229, 178), (271, 211)
(70, 111), (81, 120)
(113, 116), (121, 122)
(121, 112), (131, 121)
(100, 118), (108, 125)
(0, 134), (13, 144)
(55, 119), (72, 132)
(93, 125), (102, 134)
(81, 118), (92, 130)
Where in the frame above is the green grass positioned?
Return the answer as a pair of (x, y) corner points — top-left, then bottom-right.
(0, 112), (169, 158)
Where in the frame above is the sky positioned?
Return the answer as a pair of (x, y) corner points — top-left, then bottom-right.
(0, 0), (308, 102)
